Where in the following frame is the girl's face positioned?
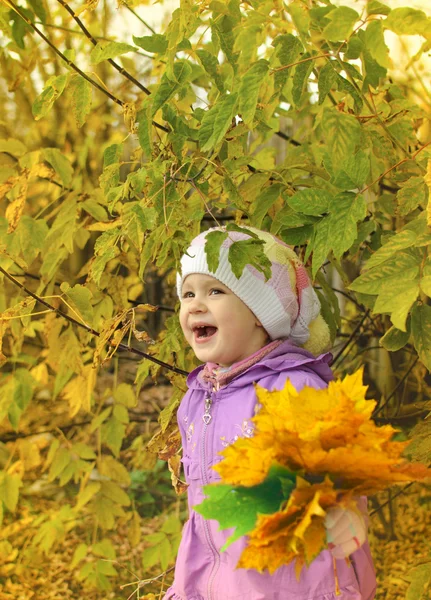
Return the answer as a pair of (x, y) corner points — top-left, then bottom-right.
(179, 274), (268, 367)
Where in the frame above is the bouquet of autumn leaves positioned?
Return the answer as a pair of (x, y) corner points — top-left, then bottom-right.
(194, 370), (431, 577)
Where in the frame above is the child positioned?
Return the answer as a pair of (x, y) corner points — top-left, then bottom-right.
(164, 227), (376, 600)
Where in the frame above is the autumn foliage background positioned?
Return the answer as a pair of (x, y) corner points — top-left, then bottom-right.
(1, 0), (431, 598)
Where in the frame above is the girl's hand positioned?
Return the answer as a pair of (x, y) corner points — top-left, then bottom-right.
(325, 507), (367, 559)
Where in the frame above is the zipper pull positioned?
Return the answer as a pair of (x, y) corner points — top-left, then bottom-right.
(203, 393), (212, 425)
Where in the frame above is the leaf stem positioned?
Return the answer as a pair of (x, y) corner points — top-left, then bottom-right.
(270, 53), (331, 73)
(0, 267), (188, 377)
(360, 141), (431, 195)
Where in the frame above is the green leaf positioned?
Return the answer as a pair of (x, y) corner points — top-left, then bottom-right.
(272, 34), (303, 90)
(42, 148), (73, 187)
(92, 538), (116, 559)
(2, 473), (22, 512)
(196, 49), (224, 92)
(374, 280), (419, 331)
(70, 543), (88, 569)
(151, 61), (193, 116)
(101, 416), (126, 457)
(61, 283), (94, 326)
(384, 7), (430, 37)
(365, 20), (390, 69)
(32, 75), (68, 120)
(133, 34), (168, 54)
(286, 2), (310, 36)
(336, 74), (363, 113)
(198, 93), (238, 152)
(194, 473), (293, 550)
(17, 216), (49, 264)
(312, 193), (366, 276)
(68, 75), (92, 128)
(292, 52), (315, 106)
(75, 482), (101, 512)
(0, 138), (27, 156)
(101, 481), (130, 506)
(98, 455), (130, 484)
(397, 176), (427, 216)
(412, 303), (431, 371)
(349, 249), (422, 295)
(367, 1), (391, 16)
(327, 150), (370, 190)
(48, 447), (71, 482)
(142, 542), (161, 569)
(322, 7), (359, 42)
(90, 42), (136, 65)
(287, 188), (332, 216)
(228, 238), (272, 280)
(320, 108), (362, 166)
(380, 325), (410, 352)
(238, 60), (269, 126)
(328, 193), (366, 258)
(204, 230), (228, 273)
(137, 99), (153, 157)
(318, 62), (337, 105)
(113, 383), (136, 407)
(28, 0), (46, 23)
(251, 184), (283, 228)
(364, 230), (417, 270)
(211, 14), (237, 68)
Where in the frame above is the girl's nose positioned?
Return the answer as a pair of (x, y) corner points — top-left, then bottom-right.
(189, 296), (207, 313)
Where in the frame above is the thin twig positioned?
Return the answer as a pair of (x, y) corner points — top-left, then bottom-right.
(369, 483), (414, 516)
(55, 0), (151, 96)
(372, 357), (419, 417)
(0, 267), (188, 376)
(125, 5), (157, 35)
(6, 0), (124, 107)
(331, 310), (370, 366)
(271, 53), (331, 73)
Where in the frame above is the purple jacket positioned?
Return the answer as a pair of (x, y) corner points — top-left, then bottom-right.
(164, 341), (376, 600)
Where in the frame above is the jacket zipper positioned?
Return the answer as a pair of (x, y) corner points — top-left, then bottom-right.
(201, 389), (220, 600)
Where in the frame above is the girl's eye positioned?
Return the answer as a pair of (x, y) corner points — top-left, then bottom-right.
(182, 291), (194, 299)
(210, 288), (223, 295)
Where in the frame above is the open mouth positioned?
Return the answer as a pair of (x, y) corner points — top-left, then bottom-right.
(192, 325), (218, 341)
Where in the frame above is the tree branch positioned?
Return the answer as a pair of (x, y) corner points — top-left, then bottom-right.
(330, 309), (370, 366)
(0, 267), (188, 377)
(6, 0), (124, 107)
(55, 0), (151, 96)
(7, 0), (171, 135)
(372, 356), (419, 417)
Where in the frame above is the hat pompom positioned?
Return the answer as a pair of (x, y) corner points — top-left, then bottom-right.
(302, 314), (331, 356)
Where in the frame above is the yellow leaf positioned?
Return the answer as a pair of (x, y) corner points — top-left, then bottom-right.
(213, 369), (431, 574)
(5, 177), (28, 233)
(128, 510), (141, 546)
(62, 364), (96, 417)
(30, 362), (49, 386)
(168, 454), (188, 495)
(425, 159), (431, 227)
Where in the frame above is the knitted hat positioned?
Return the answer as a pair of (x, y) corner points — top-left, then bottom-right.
(177, 227), (331, 355)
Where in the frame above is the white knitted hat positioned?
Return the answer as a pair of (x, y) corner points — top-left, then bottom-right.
(177, 227), (330, 354)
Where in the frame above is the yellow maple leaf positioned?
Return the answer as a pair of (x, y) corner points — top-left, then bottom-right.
(213, 369), (431, 574)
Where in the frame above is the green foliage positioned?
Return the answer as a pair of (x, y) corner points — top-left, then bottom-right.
(1, 0), (431, 595)
(195, 466), (295, 550)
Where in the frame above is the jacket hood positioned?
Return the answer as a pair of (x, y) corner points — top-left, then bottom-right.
(186, 339), (333, 390)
